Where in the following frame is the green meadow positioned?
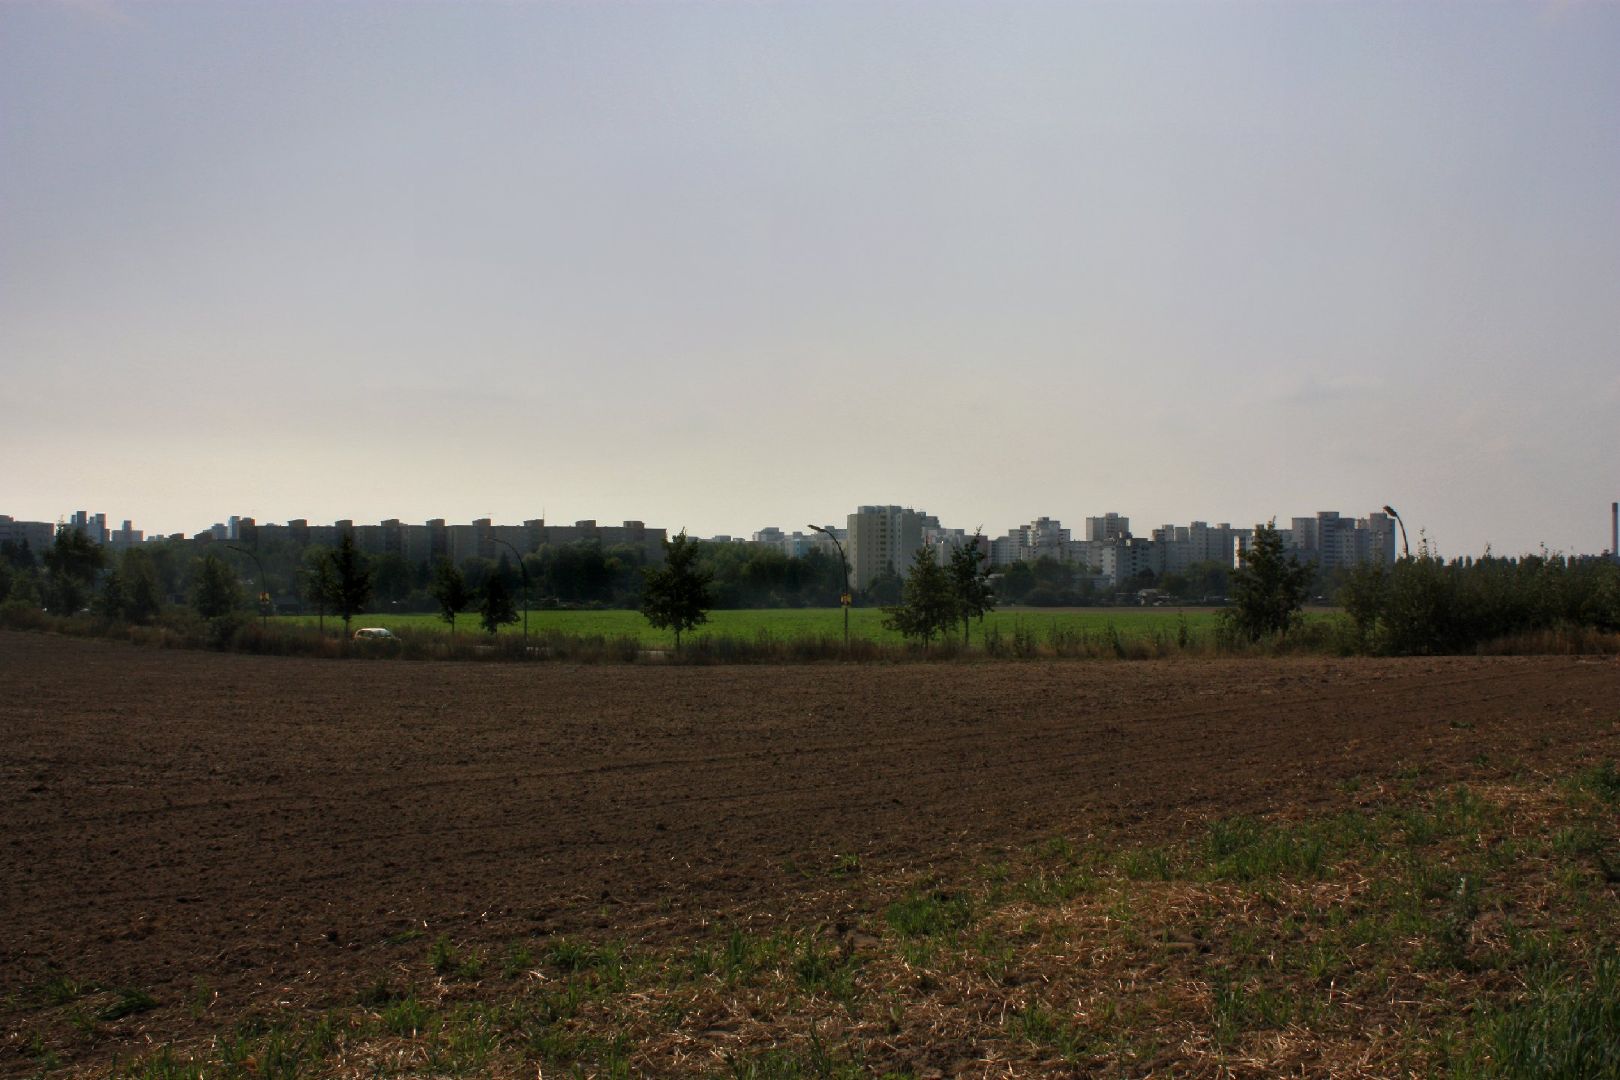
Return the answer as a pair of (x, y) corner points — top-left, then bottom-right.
(281, 606), (1238, 648)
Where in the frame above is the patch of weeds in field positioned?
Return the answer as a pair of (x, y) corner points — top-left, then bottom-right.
(1208, 978), (1305, 1047)
(113, 1047), (206, 1079)
(22, 1031), (61, 1070)
(1016, 865), (1100, 906)
(1551, 824), (1608, 859)
(544, 936), (633, 992)
(500, 940), (534, 979)
(1118, 846), (1177, 881)
(528, 1028), (632, 1076)
(1013, 1001), (1090, 1061)
(1201, 817), (1328, 881)
(457, 947), (486, 980)
(1419, 874), (1484, 972)
(1037, 834), (1078, 863)
(885, 891), (973, 938)
(980, 859), (1013, 902)
(100, 987), (158, 1022)
(426, 1003), (501, 1073)
(385, 926), (424, 946)
(714, 929), (782, 984)
(1492, 922), (1563, 972)
(215, 1015), (338, 1080)
(1394, 761), (1428, 785)
(505, 980), (590, 1045)
(1567, 760), (1620, 805)
(14, 972), (92, 1011)
(1451, 952), (1620, 1079)
(355, 977), (401, 1008)
(381, 994), (431, 1037)
(427, 934), (459, 976)
(64, 1002), (100, 1039)
(722, 1024), (870, 1080)
(791, 936), (861, 1006)
(971, 928), (1019, 985)
(1386, 786), (1497, 851)
(829, 853), (862, 876)
(185, 980), (214, 1021)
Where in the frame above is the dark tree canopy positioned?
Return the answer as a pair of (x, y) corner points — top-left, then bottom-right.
(1223, 521), (1313, 642)
(884, 546), (957, 646)
(948, 539), (997, 644)
(42, 526), (105, 613)
(478, 571), (519, 635)
(329, 534), (374, 636)
(302, 547), (338, 630)
(119, 548), (164, 624)
(192, 551), (243, 621)
(432, 558), (472, 633)
(862, 563), (904, 606)
(640, 531), (713, 649)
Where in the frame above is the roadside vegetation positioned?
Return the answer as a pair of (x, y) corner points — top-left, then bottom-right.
(13, 760), (1618, 1077)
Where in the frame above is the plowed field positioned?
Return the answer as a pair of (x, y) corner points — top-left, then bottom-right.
(2, 631), (1617, 1075)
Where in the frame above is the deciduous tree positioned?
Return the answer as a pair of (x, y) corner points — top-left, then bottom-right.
(432, 558), (472, 634)
(640, 531), (712, 650)
(478, 569), (519, 635)
(948, 538), (997, 645)
(1222, 521), (1313, 642)
(302, 548), (337, 633)
(120, 548), (164, 624)
(885, 546), (957, 646)
(328, 534), (373, 637)
(42, 526), (105, 614)
(192, 551), (243, 620)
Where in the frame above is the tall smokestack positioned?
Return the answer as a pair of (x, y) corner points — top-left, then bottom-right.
(1612, 502), (1618, 562)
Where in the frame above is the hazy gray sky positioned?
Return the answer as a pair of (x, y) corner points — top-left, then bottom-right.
(4, 1), (1617, 555)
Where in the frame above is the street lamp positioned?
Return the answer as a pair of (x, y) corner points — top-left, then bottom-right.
(1381, 506), (1410, 561)
(807, 524), (851, 650)
(489, 536), (530, 655)
(227, 544), (270, 629)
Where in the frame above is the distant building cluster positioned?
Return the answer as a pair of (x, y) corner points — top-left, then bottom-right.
(0, 511), (667, 564)
(224, 516), (668, 563)
(758, 506), (1394, 591)
(1, 511), (144, 553)
(0, 503), (1444, 590)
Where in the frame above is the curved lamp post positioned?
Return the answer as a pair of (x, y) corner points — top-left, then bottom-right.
(489, 536), (530, 655)
(227, 544), (269, 629)
(807, 524), (851, 650)
(1381, 505), (1410, 561)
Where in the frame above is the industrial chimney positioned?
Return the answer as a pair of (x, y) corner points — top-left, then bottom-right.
(1612, 502), (1618, 562)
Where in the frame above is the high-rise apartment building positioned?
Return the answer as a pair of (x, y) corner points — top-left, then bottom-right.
(1085, 513), (1130, 542)
(847, 505), (933, 591)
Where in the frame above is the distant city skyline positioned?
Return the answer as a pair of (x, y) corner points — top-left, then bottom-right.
(5, 497), (1615, 562)
(4, 2), (1616, 558)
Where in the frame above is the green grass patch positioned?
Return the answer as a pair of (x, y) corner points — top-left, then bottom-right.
(1457, 953), (1620, 1078)
(885, 891), (973, 938)
(274, 606), (1234, 649)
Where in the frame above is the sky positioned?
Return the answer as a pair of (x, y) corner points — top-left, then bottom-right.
(3, 1), (1618, 557)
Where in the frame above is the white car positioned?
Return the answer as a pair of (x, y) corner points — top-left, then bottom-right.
(353, 627), (398, 641)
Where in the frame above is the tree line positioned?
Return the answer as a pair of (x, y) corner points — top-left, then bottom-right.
(5, 522), (1618, 657)
(1217, 522), (1620, 653)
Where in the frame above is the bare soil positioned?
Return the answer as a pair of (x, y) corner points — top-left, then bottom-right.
(1, 631), (1617, 1074)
